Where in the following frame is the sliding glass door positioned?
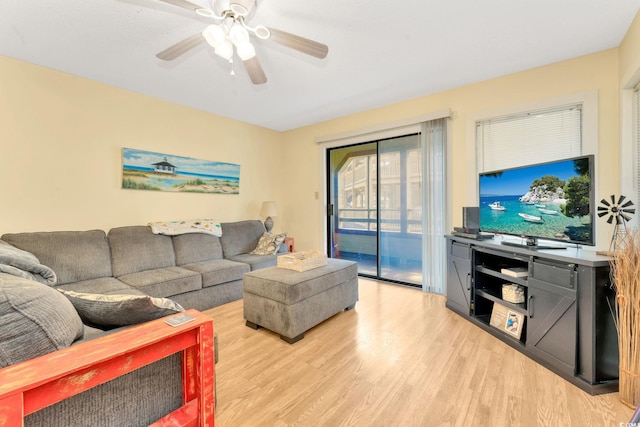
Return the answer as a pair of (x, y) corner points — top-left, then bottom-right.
(327, 134), (423, 286)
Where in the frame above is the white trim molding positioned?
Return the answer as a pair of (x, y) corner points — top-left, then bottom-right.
(315, 110), (452, 146)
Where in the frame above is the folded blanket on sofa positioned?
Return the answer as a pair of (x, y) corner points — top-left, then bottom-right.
(148, 219), (222, 237)
(0, 240), (57, 285)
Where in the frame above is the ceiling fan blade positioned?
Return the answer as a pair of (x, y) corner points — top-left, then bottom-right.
(155, 0), (202, 11)
(156, 32), (205, 60)
(242, 56), (267, 84)
(266, 28), (328, 59)
(600, 198), (611, 207)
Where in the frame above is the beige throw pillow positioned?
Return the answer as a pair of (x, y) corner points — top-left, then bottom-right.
(250, 232), (286, 255)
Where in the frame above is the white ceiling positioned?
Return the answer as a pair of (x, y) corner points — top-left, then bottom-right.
(1, 0), (639, 131)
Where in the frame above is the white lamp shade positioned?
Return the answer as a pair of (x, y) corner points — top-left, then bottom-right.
(229, 24), (250, 45)
(202, 24), (227, 47)
(260, 201), (278, 218)
(214, 39), (234, 60)
(236, 42), (256, 60)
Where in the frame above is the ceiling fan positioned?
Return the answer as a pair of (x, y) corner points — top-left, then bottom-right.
(153, 0), (329, 84)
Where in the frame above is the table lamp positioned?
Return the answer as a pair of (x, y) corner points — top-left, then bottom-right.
(260, 201), (278, 232)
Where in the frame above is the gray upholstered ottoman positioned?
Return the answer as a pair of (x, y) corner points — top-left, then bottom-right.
(243, 258), (358, 343)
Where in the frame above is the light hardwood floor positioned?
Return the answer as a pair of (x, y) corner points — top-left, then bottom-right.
(204, 278), (634, 427)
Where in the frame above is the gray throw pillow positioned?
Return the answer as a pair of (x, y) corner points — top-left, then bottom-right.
(59, 290), (184, 327)
(250, 232), (286, 255)
(0, 276), (84, 368)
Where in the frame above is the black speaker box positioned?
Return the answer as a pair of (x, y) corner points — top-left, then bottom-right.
(462, 206), (480, 231)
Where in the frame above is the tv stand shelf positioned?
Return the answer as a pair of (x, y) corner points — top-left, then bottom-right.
(474, 288), (527, 314)
(445, 235), (617, 395)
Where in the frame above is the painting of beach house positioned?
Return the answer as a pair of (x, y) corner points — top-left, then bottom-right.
(121, 147), (240, 194)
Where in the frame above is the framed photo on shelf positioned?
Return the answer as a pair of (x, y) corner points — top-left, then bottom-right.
(489, 302), (524, 339)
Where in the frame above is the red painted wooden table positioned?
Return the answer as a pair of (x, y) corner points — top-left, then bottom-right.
(0, 309), (215, 426)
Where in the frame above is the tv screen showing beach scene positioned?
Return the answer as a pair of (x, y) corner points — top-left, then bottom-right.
(479, 155), (594, 245)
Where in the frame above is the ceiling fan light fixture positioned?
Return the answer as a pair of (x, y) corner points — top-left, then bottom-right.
(236, 42), (256, 60)
(203, 24), (227, 47)
(229, 0), (256, 16)
(229, 24), (250, 45)
(214, 39), (234, 60)
(253, 25), (270, 40)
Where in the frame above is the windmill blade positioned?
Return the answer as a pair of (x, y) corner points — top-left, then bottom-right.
(266, 28), (328, 59)
(621, 200), (635, 208)
(242, 56), (267, 84)
(597, 211), (609, 218)
(616, 215), (623, 225)
(600, 198), (611, 207)
(156, 33), (205, 60)
(622, 208), (636, 215)
(607, 215), (614, 224)
(621, 212), (633, 222)
(597, 206), (610, 212)
(610, 194), (617, 205)
(155, 0), (202, 11)
(617, 195), (627, 205)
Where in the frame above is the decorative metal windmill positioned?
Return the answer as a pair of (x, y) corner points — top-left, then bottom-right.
(597, 194), (635, 253)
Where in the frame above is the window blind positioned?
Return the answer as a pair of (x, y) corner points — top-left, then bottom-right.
(476, 104), (582, 173)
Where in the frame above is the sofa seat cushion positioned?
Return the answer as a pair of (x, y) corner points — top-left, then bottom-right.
(173, 233), (223, 265)
(0, 274), (84, 368)
(108, 226), (176, 277)
(56, 277), (145, 296)
(2, 230), (113, 285)
(58, 290), (184, 327)
(226, 254), (277, 271)
(181, 259), (250, 288)
(117, 267), (202, 298)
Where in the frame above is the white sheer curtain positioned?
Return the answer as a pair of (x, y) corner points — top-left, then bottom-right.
(421, 118), (447, 293)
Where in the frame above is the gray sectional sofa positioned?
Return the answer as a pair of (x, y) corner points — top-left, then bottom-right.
(2, 219), (277, 319)
(0, 219), (284, 426)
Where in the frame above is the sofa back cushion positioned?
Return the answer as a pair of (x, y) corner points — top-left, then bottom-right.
(1, 230), (113, 285)
(220, 220), (266, 258)
(108, 226), (176, 277)
(0, 274), (84, 368)
(172, 233), (223, 265)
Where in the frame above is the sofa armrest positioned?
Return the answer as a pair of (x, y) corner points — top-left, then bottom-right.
(0, 309), (215, 426)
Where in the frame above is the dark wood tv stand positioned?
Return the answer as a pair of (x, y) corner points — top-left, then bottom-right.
(445, 235), (618, 395)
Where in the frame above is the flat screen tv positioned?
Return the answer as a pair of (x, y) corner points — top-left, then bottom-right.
(478, 155), (595, 248)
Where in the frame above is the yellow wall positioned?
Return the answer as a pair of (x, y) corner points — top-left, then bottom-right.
(0, 40), (632, 252)
(0, 56), (284, 235)
(620, 10), (640, 87)
(282, 49), (620, 252)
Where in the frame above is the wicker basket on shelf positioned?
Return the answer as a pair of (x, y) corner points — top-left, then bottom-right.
(277, 250), (327, 272)
(502, 284), (525, 304)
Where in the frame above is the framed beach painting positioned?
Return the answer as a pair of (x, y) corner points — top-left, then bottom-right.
(122, 148), (240, 194)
